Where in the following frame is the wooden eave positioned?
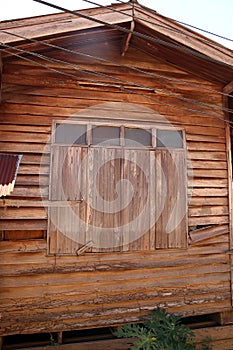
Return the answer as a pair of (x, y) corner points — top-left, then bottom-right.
(134, 3), (233, 68)
(132, 22), (233, 85)
(0, 3), (133, 44)
(131, 3), (233, 85)
(224, 81), (233, 94)
(0, 1), (232, 85)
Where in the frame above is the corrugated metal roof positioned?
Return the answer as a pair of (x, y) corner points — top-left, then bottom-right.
(0, 154), (22, 197)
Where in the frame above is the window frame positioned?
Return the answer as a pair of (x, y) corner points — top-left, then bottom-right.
(48, 119), (187, 255)
(52, 120), (186, 150)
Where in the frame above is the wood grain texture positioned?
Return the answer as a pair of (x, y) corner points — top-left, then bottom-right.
(0, 26), (231, 338)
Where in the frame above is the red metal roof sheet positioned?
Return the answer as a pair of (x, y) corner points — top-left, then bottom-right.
(0, 154), (22, 197)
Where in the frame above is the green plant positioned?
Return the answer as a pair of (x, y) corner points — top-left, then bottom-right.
(115, 308), (212, 350)
(49, 333), (59, 346)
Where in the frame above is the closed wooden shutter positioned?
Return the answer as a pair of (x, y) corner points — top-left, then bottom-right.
(155, 150), (187, 249)
(48, 146), (88, 254)
(48, 146), (187, 254)
(121, 149), (153, 251)
(85, 147), (122, 253)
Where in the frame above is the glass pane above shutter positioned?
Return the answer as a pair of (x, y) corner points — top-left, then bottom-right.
(55, 124), (87, 145)
(92, 126), (120, 145)
(156, 130), (183, 148)
(125, 128), (152, 147)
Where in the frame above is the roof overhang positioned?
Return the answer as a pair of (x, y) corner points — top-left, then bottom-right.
(0, 1), (232, 85)
(0, 3), (132, 43)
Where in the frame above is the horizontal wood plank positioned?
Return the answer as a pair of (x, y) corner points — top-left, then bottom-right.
(0, 28), (231, 338)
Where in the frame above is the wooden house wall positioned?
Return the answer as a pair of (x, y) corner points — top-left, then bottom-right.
(0, 39), (231, 336)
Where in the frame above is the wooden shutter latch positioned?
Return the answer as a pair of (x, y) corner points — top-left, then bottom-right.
(76, 241), (94, 256)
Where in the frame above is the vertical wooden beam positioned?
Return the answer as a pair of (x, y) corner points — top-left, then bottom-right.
(0, 336), (3, 350)
(223, 82), (233, 307)
(217, 310), (233, 325)
(57, 332), (63, 345)
(0, 53), (2, 104)
(225, 121), (232, 248)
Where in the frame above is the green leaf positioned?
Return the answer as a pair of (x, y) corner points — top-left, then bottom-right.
(115, 308), (212, 350)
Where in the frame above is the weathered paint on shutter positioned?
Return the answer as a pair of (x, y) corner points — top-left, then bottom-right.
(48, 146), (88, 254)
(49, 146), (123, 253)
(86, 147), (122, 252)
(121, 149), (152, 251)
(49, 146), (187, 254)
(155, 150), (187, 249)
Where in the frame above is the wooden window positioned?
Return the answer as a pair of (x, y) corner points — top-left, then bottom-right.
(48, 122), (187, 254)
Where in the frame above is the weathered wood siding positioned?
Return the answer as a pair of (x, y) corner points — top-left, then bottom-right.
(0, 36), (231, 336)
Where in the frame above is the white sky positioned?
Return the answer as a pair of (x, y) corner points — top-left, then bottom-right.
(1, 0), (233, 50)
